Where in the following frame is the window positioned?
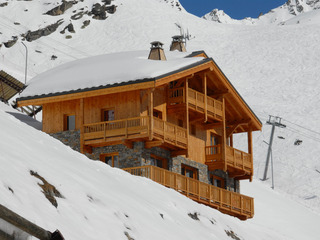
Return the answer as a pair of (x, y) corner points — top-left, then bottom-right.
(181, 164), (198, 179)
(151, 154), (168, 170)
(190, 124), (196, 136)
(64, 114), (76, 131)
(210, 175), (225, 189)
(100, 153), (119, 168)
(178, 119), (183, 128)
(153, 109), (162, 119)
(101, 109), (115, 122)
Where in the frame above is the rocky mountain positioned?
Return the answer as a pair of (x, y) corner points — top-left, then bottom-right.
(203, 0), (320, 25)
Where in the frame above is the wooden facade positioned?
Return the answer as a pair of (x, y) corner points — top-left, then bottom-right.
(17, 51), (261, 220)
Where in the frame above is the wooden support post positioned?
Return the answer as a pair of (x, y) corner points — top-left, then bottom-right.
(221, 97), (227, 171)
(230, 134), (233, 147)
(203, 73), (208, 122)
(149, 89), (154, 140)
(79, 98), (84, 153)
(248, 126), (253, 181)
(185, 78), (189, 157)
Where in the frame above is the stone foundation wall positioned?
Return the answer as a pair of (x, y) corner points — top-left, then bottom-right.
(172, 156), (209, 184)
(50, 130), (239, 192)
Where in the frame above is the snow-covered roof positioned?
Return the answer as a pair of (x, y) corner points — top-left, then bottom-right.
(19, 50), (206, 99)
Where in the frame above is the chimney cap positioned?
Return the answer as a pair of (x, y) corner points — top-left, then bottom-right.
(172, 35), (184, 41)
(150, 41), (164, 49)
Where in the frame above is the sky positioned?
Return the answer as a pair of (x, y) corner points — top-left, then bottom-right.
(179, 0), (288, 19)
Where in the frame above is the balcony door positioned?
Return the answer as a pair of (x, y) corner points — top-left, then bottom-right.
(210, 133), (221, 154)
(101, 108), (115, 122)
(100, 152), (119, 168)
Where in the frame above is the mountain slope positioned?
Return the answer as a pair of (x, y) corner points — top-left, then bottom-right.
(0, 0), (320, 232)
(203, 0), (320, 25)
(1, 101), (320, 239)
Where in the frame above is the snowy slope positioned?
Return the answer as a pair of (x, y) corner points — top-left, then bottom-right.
(203, 0), (320, 25)
(1, 102), (320, 239)
(0, 0), (320, 235)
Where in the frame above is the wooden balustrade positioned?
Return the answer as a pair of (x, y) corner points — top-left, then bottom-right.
(205, 145), (253, 175)
(123, 165), (254, 220)
(83, 116), (187, 149)
(168, 87), (223, 120)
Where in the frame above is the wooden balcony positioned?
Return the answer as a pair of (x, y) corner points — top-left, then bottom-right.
(82, 116), (187, 150)
(123, 165), (254, 220)
(205, 145), (253, 179)
(168, 87), (223, 121)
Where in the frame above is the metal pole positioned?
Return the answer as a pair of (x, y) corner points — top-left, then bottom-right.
(262, 123), (276, 181)
(271, 149), (274, 189)
(21, 42), (28, 85)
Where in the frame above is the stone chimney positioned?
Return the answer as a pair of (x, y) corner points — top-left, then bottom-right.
(148, 41), (166, 61)
(170, 35), (186, 52)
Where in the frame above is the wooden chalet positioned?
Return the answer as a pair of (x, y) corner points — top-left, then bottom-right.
(17, 39), (262, 220)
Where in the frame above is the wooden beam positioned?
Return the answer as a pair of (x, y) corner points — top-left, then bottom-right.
(155, 62), (211, 87)
(79, 98), (84, 153)
(222, 97), (227, 171)
(204, 122), (222, 130)
(17, 81), (155, 107)
(122, 140), (133, 149)
(204, 73), (208, 122)
(248, 126), (253, 182)
(145, 140), (164, 149)
(149, 89), (154, 141)
(171, 149), (188, 157)
(185, 77), (190, 158)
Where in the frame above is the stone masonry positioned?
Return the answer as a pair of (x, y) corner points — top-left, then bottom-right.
(50, 130), (238, 192)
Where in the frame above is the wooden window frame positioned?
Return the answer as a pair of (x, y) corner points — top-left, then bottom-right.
(101, 108), (115, 122)
(150, 154), (168, 170)
(100, 152), (119, 167)
(181, 164), (198, 180)
(210, 175), (225, 189)
(63, 114), (76, 131)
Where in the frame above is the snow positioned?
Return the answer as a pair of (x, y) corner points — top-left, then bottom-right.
(1, 0), (320, 238)
(20, 50), (203, 98)
(1, 102), (320, 240)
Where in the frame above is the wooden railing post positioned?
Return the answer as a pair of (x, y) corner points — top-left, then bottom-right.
(125, 119), (128, 138)
(186, 177), (189, 197)
(103, 122), (106, 141)
(219, 189), (222, 208)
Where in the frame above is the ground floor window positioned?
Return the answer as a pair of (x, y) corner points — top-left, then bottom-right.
(210, 175), (225, 189)
(100, 152), (119, 168)
(181, 164), (198, 180)
(64, 114), (76, 131)
(150, 154), (168, 170)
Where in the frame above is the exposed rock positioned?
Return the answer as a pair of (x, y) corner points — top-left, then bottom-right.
(24, 20), (63, 42)
(0, 2), (8, 7)
(91, 3), (107, 20)
(65, 35), (72, 39)
(124, 231), (134, 240)
(106, 5), (117, 14)
(4, 39), (17, 48)
(45, 1), (74, 16)
(102, 0), (112, 5)
(14, 22), (20, 25)
(60, 23), (75, 34)
(71, 11), (88, 20)
(51, 55), (57, 60)
(81, 20), (90, 29)
(188, 212), (200, 220)
(225, 230), (241, 240)
(30, 170), (63, 208)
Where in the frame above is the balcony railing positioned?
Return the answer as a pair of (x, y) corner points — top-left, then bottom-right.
(205, 145), (253, 175)
(123, 165), (254, 220)
(83, 116), (187, 149)
(168, 87), (223, 120)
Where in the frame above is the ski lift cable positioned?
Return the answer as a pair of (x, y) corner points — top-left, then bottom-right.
(286, 126), (320, 143)
(282, 118), (320, 136)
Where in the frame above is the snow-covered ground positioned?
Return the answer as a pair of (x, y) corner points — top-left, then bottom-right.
(1, 102), (320, 239)
(1, 0), (320, 238)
